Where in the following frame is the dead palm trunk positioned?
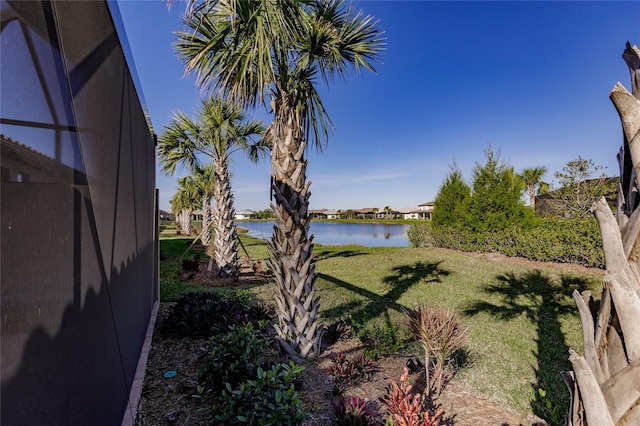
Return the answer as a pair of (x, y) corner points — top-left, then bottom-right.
(212, 156), (239, 278)
(564, 42), (640, 426)
(268, 108), (322, 362)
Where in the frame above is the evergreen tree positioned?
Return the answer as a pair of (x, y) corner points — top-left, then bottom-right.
(432, 163), (471, 228)
(466, 147), (531, 232)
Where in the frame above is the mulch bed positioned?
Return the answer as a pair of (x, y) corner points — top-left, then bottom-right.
(135, 257), (555, 425)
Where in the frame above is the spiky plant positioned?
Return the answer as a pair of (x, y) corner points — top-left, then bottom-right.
(403, 306), (467, 396)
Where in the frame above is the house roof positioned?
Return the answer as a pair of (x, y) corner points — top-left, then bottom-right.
(397, 207), (420, 214)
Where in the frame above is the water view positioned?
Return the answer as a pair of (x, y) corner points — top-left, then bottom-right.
(238, 221), (410, 247)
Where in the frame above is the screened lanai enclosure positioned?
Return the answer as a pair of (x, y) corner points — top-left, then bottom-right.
(1, 1), (158, 424)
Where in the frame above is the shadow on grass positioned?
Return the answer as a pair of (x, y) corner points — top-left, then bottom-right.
(319, 260), (451, 329)
(314, 249), (367, 261)
(464, 269), (591, 424)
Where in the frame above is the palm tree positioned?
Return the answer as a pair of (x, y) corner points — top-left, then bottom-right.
(175, 0), (384, 360)
(159, 97), (265, 278)
(383, 205), (392, 219)
(191, 165), (216, 269)
(171, 175), (199, 236)
(521, 166), (547, 212)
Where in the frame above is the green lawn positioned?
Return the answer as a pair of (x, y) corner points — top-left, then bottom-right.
(158, 224), (603, 420)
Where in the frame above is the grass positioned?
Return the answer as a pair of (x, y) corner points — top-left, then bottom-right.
(158, 224), (604, 421)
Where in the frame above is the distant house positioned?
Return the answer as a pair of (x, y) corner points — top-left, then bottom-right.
(417, 201), (434, 220)
(397, 207), (420, 219)
(325, 209), (340, 219)
(310, 209), (340, 219)
(234, 210), (257, 220)
(356, 207), (378, 219)
(310, 209), (328, 219)
(396, 202), (433, 220)
(159, 209), (175, 222)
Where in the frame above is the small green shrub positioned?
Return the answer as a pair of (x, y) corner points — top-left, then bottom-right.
(214, 361), (305, 425)
(331, 396), (380, 426)
(199, 322), (278, 390)
(407, 223), (432, 248)
(164, 290), (275, 337)
(357, 324), (406, 359)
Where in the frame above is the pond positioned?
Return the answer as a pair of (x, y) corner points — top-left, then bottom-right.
(238, 221), (410, 247)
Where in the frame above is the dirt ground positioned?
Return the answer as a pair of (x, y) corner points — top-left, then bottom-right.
(136, 254), (602, 425)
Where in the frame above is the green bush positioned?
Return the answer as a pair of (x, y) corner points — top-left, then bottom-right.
(199, 322), (278, 390)
(407, 223), (432, 248)
(357, 324), (407, 359)
(164, 290), (275, 337)
(428, 217), (604, 268)
(214, 361), (305, 425)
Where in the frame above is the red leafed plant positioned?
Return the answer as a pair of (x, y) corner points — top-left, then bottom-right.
(328, 351), (379, 394)
(331, 396), (380, 426)
(379, 367), (444, 426)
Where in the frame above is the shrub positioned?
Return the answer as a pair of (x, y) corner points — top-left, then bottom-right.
(332, 396), (380, 426)
(328, 352), (379, 394)
(357, 324), (406, 359)
(181, 254), (201, 278)
(407, 223), (432, 248)
(325, 320), (355, 344)
(428, 217), (604, 269)
(379, 367), (444, 426)
(214, 361), (305, 425)
(199, 322), (278, 390)
(164, 290), (275, 337)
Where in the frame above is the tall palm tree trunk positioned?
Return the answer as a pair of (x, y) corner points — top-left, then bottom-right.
(213, 156), (239, 278)
(180, 208), (192, 236)
(269, 112), (322, 361)
(202, 195), (212, 246)
(528, 185), (536, 211)
(201, 195), (216, 272)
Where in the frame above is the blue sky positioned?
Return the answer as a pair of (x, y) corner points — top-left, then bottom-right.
(117, 1), (640, 212)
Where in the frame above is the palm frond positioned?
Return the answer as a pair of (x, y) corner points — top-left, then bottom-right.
(158, 110), (203, 175)
(298, 0), (385, 83)
(175, 0), (302, 109)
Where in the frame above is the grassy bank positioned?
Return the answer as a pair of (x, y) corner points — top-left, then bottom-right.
(158, 225), (603, 420)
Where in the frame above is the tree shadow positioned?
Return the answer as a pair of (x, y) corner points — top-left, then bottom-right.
(382, 261), (451, 290)
(318, 260), (452, 329)
(314, 249), (367, 261)
(463, 269), (592, 423)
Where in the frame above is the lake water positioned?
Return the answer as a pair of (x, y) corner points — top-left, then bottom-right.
(238, 221), (410, 247)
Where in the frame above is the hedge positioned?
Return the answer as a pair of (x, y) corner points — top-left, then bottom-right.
(408, 218), (604, 269)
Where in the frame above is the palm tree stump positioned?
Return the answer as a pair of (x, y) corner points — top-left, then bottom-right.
(564, 42), (640, 425)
